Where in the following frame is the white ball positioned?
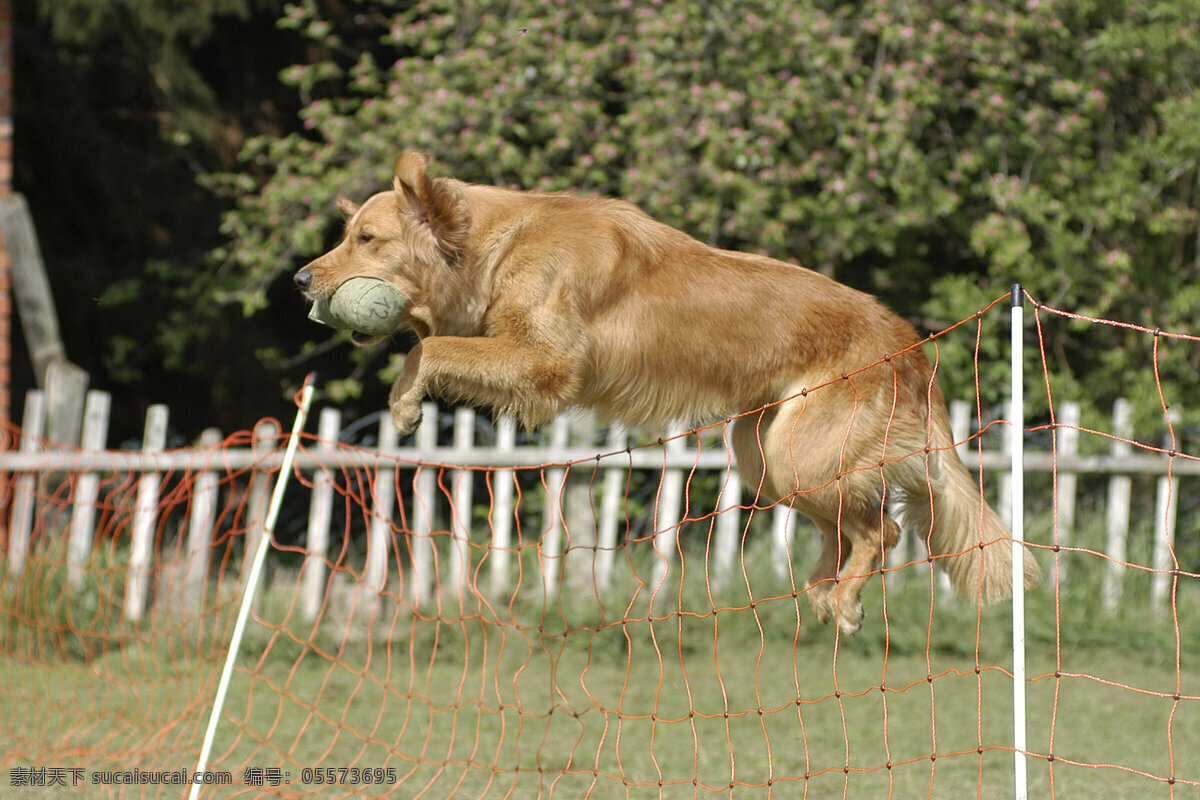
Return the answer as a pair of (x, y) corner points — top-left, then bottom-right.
(309, 278), (406, 335)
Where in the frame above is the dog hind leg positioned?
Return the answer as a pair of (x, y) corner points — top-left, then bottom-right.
(802, 516), (849, 627)
(802, 501), (902, 636)
(729, 384), (905, 635)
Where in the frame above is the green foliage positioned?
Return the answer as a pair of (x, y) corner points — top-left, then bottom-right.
(207, 0), (1200, 427)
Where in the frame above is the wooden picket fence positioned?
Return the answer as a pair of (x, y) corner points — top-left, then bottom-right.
(1, 388), (1194, 623)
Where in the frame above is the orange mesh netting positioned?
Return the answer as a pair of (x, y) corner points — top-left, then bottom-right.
(1, 292), (1197, 798)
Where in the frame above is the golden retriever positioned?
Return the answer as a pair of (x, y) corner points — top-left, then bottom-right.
(295, 150), (1039, 634)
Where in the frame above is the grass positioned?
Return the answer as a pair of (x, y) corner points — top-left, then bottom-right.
(2, 534), (1199, 799)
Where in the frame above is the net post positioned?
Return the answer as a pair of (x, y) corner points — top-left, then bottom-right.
(1010, 285), (1028, 800)
(188, 372), (317, 799)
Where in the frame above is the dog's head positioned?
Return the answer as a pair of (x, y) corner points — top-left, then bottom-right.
(294, 150), (467, 345)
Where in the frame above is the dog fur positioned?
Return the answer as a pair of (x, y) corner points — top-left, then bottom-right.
(295, 150), (1039, 635)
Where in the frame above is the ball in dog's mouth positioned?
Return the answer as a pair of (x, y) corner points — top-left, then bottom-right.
(308, 278), (406, 337)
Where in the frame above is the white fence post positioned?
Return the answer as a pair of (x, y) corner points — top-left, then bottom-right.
(364, 415), (398, 597)
(67, 390), (111, 589)
(488, 415), (517, 597)
(1053, 401), (1081, 587)
(540, 415), (570, 598)
(448, 407), (475, 604)
(564, 413), (599, 589)
(594, 422), (628, 594)
(124, 404), (168, 623)
(1151, 411), (1181, 615)
(939, 399), (973, 598)
(8, 390), (44, 576)
(711, 424), (741, 592)
(949, 400), (971, 460)
(649, 422), (687, 609)
(884, 496), (907, 584)
(44, 360), (89, 447)
(409, 401), (439, 606)
(302, 408), (341, 622)
(183, 428), (223, 616)
(1102, 398), (1134, 613)
(771, 504), (796, 581)
(240, 420), (278, 615)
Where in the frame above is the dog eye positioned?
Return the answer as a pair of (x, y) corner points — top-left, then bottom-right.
(356, 232), (374, 245)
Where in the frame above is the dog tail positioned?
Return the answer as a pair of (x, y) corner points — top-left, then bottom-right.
(898, 410), (1040, 603)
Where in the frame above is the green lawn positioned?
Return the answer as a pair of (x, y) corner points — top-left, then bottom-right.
(3, 548), (1199, 799)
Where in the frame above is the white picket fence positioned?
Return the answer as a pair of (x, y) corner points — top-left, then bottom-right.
(1, 389), (1194, 623)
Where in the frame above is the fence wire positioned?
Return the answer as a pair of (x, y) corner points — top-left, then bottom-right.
(1, 295), (1198, 799)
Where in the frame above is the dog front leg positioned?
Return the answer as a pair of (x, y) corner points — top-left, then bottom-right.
(387, 336), (583, 436)
(388, 342), (429, 436)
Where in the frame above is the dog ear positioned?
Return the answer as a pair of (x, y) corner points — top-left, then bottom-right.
(393, 150), (436, 224)
(336, 195), (359, 221)
(393, 150), (466, 259)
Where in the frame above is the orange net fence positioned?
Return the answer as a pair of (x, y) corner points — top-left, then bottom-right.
(1, 293), (1198, 799)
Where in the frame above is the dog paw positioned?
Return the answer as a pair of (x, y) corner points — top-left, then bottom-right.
(804, 581), (864, 636)
(836, 602), (865, 637)
(390, 401), (423, 437)
(804, 581), (837, 627)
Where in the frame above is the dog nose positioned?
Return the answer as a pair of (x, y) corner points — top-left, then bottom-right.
(294, 269), (313, 290)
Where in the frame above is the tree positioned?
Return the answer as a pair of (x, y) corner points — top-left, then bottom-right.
(211, 0), (1199, 432)
(15, 0), (301, 437)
